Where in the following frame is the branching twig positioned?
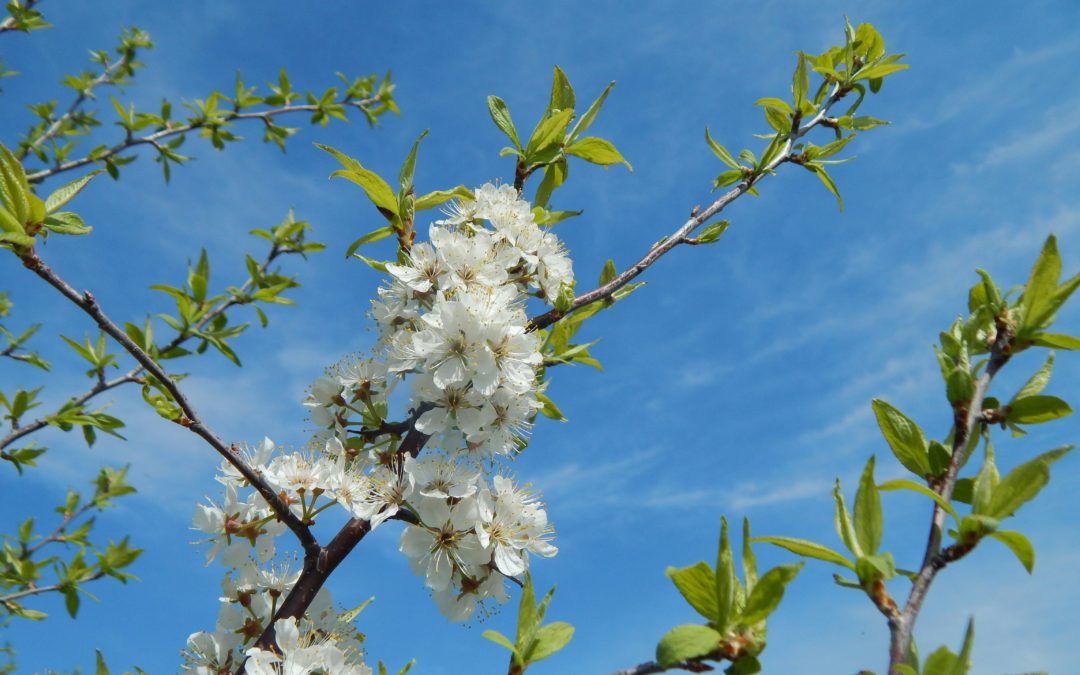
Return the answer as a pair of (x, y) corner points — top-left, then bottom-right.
(0, 0), (41, 35)
(25, 97), (384, 184)
(18, 249), (319, 556)
(528, 85), (846, 333)
(18, 50), (133, 159)
(886, 317), (1014, 670)
(0, 244), (284, 454)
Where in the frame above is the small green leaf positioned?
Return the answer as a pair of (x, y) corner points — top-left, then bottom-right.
(878, 479), (959, 523)
(345, 226), (394, 258)
(487, 95), (521, 149)
(529, 621), (574, 663)
(665, 561), (718, 622)
(871, 399), (930, 477)
(988, 446), (1072, 518)
(738, 562), (802, 624)
(45, 171), (102, 214)
(853, 456), (882, 555)
(705, 127), (739, 169)
(989, 530), (1034, 573)
(481, 629), (517, 655)
(1007, 395), (1071, 425)
(564, 137), (631, 169)
(655, 624), (722, 667)
(751, 536), (854, 570)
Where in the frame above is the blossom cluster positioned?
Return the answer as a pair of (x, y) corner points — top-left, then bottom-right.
(184, 185), (567, 670)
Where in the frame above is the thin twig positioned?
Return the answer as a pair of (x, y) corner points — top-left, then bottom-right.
(0, 0), (41, 35)
(18, 249), (319, 556)
(0, 244), (284, 454)
(25, 97), (383, 184)
(886, 318), (1013, 670)
(528, 84), (846, 333)
(18, 51), (132, 159)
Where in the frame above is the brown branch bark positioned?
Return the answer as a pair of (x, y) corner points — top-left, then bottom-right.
(886, 318), (1013, 671)
(528, 85), (847, 333)
(243, 417), (430, 667)
(18, 249), (318, 555)
(0, 243), (284, 454)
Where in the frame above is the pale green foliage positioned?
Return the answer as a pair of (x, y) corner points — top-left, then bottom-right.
(482, 575), (574, 674)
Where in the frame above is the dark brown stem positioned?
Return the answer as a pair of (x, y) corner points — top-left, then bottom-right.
(241, 417), (431, 669)
(19, 250), (318, 555)
(0, 244), (284, 454)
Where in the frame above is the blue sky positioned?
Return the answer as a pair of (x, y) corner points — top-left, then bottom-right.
(2, 0), (1079, 672)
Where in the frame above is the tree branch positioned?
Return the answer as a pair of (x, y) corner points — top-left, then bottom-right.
(0, 243), (285, 455)
(243, 414), (430, 668)
(17, 50), (132, 159)
(528, 85), (847, 333)
(0, 0), (42, 35)
(18, 249), (318, 556)
(887, 318), (1014, 670)
(25, 96), (385, 184)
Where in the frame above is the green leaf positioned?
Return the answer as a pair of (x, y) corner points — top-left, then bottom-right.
(345, 226), (395, 258)
(695, 220), (730, 244)
(853, 456), (882, 555)
(751, 536), (854, 570)
(95, 650), (109, 675)
(853, 62), (909, 81)
(988, 446), (1071, 518)
(45, 171), (102, 214)
(317, 144), (399, 217)
(536, 391), (566, 422)
(792, 53), (809, 109)
(811, 165), (842, 209)
(564, 137), (631, 169)
(398, 129), (429, 193)
(548, 65), (575, 112)
(42, 212), (91, 235)
(878, 479), (960, 523)
(1007, 395), (1071, 425)
(487, 95), (521, 149)
(741, 518), (758, 593)
(1020, 235), (1061, 331)
(714, 517), (736, 631)
(655, 624), (721, 667)
(738, 562), (802, 625)
(871, 399), (930, 477)
(525, 108), (573, 159)
(989, 530), (1034, 573)
(529, 621), (574, 663)
(1030, 332), (1080, 350)
(665, 561), (718, 622)
(705, 127), (739, 168)
(569, 81), (614, 141)
(1013, 352), (1054, 400)
(832, 480), (861, 557)
(482, 629), (517, 655)
(415, 186), (473, 211)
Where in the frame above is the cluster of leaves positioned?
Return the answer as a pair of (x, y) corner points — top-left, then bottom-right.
(655, 518), (801, 674)
(0, 291), (48, 370)
(0, 141), (99, 252)
(319, 135), (471, 266)
(6, 23), (396, 184)
(0, 466), (140, 621)
(488, 65), (631, 208)
(755, 235), (1077, 672)
(482, 575), (574, 675)
(706, 20), (904, 210)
